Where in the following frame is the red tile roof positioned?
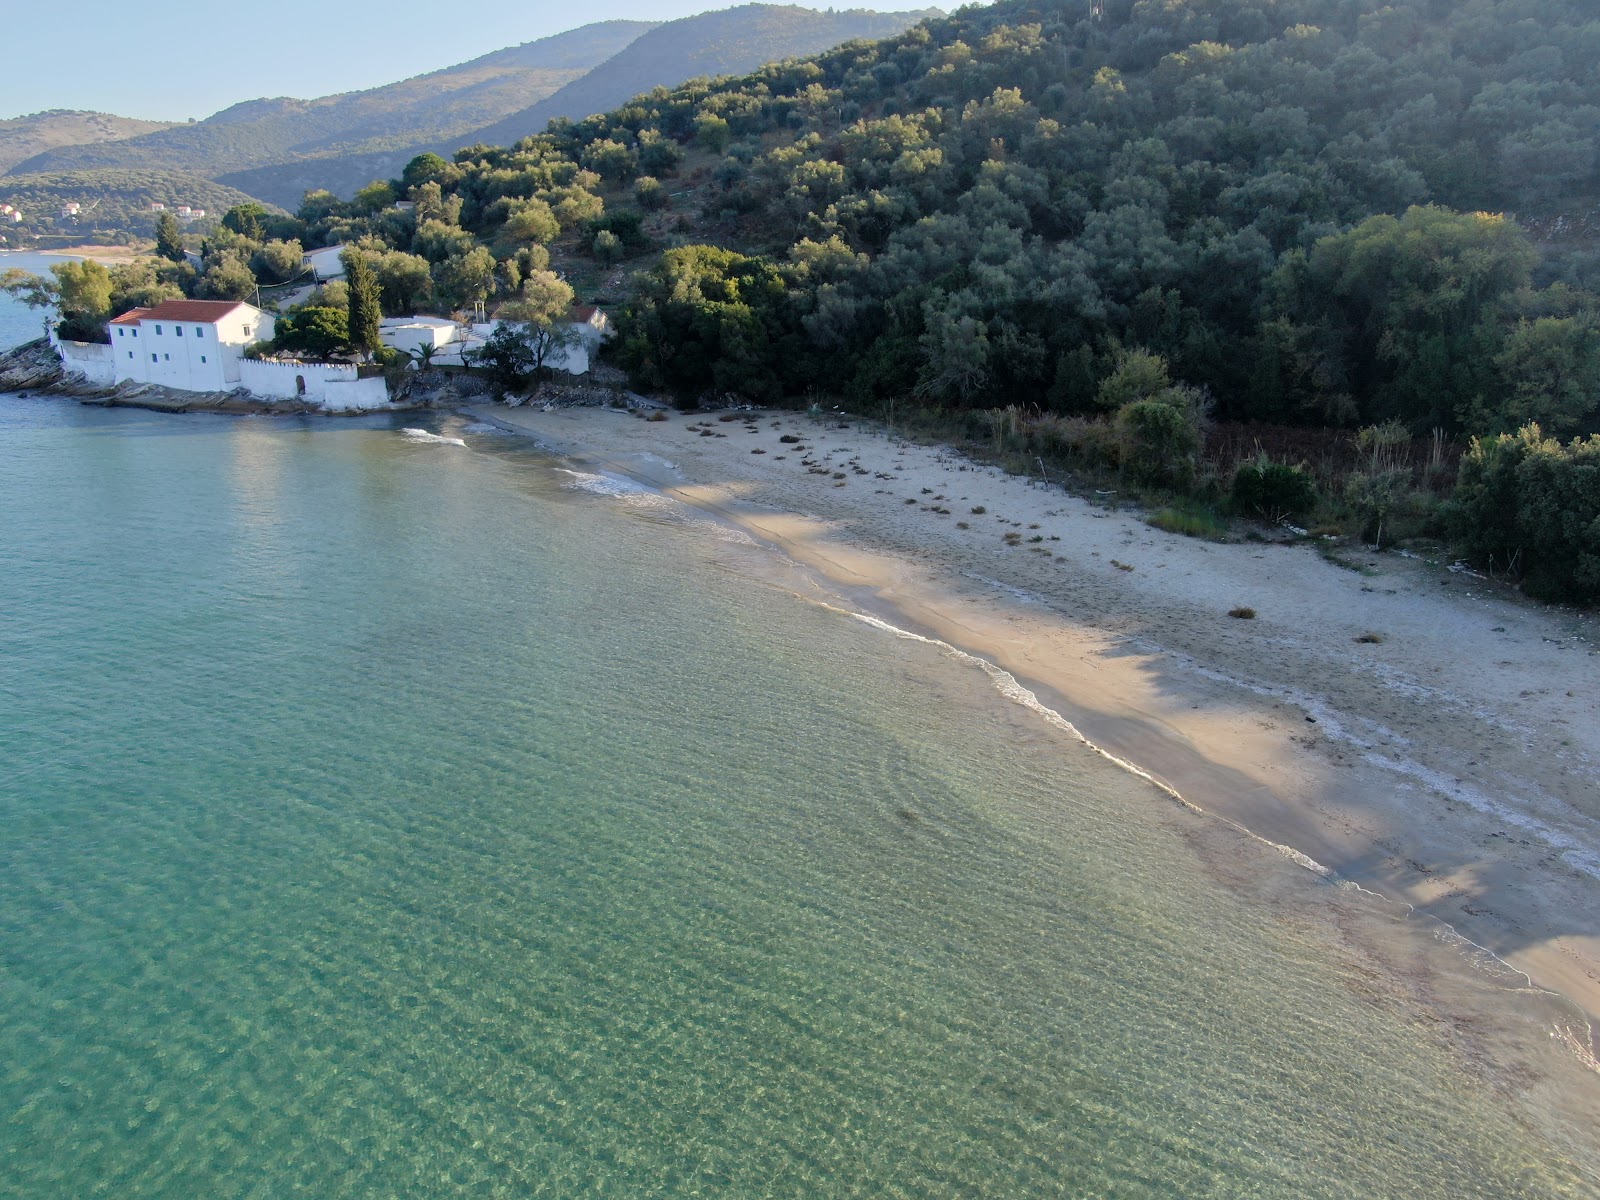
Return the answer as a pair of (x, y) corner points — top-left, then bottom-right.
(112, 300), (255, 324)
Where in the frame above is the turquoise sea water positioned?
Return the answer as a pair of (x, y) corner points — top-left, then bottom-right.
(0, 396), (1593, 1197)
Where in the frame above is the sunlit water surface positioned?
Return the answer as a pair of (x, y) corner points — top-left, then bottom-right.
(0, 396), (1592, 1197)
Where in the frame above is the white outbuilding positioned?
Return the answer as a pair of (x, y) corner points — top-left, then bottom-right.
(303, 244), (349, 283)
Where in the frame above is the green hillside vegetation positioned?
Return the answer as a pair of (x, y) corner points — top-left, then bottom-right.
(0, 171), (276, 247)
(459, 6), (945, 152)
(0, 110), (180, 176)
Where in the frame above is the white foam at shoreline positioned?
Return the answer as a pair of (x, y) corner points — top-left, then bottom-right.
(399, 427), (466, 447)
(837, 603), (1598, 1071)
(558, 468), (756, 545)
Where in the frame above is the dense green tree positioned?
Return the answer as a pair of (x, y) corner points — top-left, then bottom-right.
(635, 176), (665, 210)
(109, 258), (187, 313)
(402, 153), (453, 191)
(432, 246), (496, 312)
(503, 199), (559, 245)
(272, 306), (350, 357)
(342, 249), (383, 358)
(50, 260), (113, 321)
(249, 239), (304, 285)
(366, 249), (433, 314)
(354, 181), (398, 213)
(221, 202), (269, 241)
(464, 323), (542, 394)
(197, 255), (258, 302)
(1446, 426), (1600, 602)
(154, 211), (186, 263)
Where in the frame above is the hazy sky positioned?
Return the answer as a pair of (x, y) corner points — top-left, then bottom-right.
(2, 1), (951, 122)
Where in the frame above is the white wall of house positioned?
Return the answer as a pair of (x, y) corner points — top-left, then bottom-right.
(111, 307), (274, 393)
(380, 317), (459, 354)
(430, 322), (593, 375)
(49, 333), (117, 386)
(303, 245), (348, 282)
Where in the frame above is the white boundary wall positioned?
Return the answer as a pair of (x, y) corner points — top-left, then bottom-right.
(50, 334), (117, 386)
(239, 360), (388, 408)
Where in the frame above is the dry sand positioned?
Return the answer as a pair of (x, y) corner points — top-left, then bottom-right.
(39, 245), (142, 264)
(469, 402), (1600, 1060)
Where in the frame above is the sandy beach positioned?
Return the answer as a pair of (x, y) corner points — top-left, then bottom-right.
(38, 244), (142, 264)
(468, 402), (1600, 1064)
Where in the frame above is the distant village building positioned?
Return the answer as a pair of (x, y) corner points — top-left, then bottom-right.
(150, 202), (166, 212)
(303, 244), (349, 283)
(175, 206), (206, 222)
(60, 202), (81, 218)
(0, 204), (21, 224)
(109, 300), (274, 392)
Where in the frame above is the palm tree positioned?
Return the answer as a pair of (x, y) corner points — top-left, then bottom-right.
(410, 342), (439, 370)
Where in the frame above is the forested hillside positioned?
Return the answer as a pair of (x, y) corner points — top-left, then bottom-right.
(0, 111), (179, 176)
(458, 6), (946, 153)
(0, 171), (271, 245)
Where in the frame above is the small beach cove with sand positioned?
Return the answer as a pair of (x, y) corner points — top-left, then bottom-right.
(470, 403), (1600, 1118)
(2, 390), (1597, 1194)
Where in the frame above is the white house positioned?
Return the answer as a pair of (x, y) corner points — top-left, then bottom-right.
(109, 299), (274, 393)
(303, 244), (349, 283)
(380, 315), (459, 355)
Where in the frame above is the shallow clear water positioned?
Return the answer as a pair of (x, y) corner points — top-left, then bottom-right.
(0, 396), (1592, 1197)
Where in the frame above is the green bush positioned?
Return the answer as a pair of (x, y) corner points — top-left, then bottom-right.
(1446, 425), (1600, 602)
(1116, 384), (1206, 488)
(1231, 457), (1318, 520)
(1148, 505), (1228, 538)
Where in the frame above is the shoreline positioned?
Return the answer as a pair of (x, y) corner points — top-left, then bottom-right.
(467, 402), (1600, 1059)
(7, 244), (143, 264)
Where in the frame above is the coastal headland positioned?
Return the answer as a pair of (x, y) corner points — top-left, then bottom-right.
(470, 402), (1600, 1076)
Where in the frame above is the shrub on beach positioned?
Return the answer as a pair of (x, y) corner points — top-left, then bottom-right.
(1231, 456), (1318, 521)
(1445, 424), (1600, 603)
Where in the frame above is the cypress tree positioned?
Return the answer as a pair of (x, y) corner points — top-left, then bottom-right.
(154, 211), (185, 263)
(342, 249), (382, 359)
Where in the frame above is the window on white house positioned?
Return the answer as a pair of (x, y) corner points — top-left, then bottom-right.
(200, 355), (207, 363)
(163, 354), (170, 361)
(117, 328), (123, 337)
(176, 326), (183, 336)
(151, 353), (157, 362)
(128, 351), (133, 359)
(243, 326), (252, 336)
(131, 328), (138, 337)
(195, 327), (204, 338)
(155, 325), (162, 335)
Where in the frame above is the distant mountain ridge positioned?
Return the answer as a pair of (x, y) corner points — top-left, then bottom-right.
(9, 6), (941, 214)
(459, 5), (945, 151)
(0, 111), (180, 176)
(7, 21), (655, 182)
